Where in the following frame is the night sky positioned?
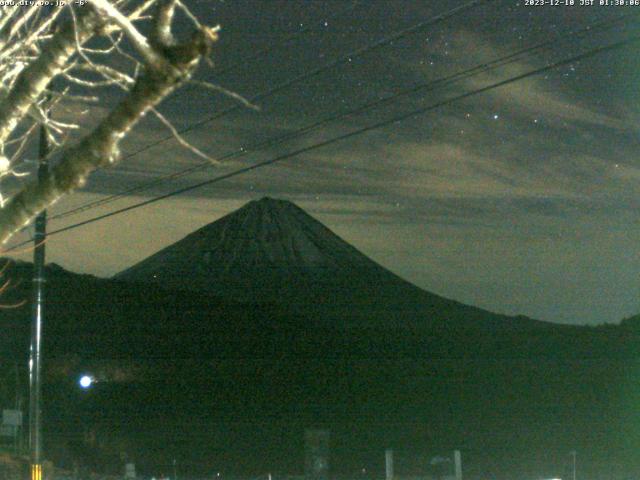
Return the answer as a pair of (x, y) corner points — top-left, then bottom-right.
(6, 0), (640, 325)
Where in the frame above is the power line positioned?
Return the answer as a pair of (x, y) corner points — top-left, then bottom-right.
(213, 1), (362, 78)
(61, 0), (488, 183)
(5, 34), (636, 252)
(148, 0), (486, 143)
(50, 0), (488, 220)
(134, 2), (363, 106)
(49, 11), (636, 221)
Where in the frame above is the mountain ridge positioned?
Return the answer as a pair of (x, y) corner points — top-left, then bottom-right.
(113, 196), (556, 331)
(1, 245), (638, 477)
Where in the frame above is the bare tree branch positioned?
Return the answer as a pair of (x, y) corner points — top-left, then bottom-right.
(0, 7), (101, 146)
(0, 11), (218, 244)
(151, 106), (219, 164)
(89, 0), (165, 68)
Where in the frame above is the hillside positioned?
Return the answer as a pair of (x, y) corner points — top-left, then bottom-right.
(115, 197), (554, 332)
(0, 198), (638, 477)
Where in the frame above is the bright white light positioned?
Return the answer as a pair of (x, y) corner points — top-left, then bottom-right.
(79, 375), (94, 389)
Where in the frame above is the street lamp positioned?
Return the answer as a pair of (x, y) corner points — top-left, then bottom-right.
(79, 375), (95, 389)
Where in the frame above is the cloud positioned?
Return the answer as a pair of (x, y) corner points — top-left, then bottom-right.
(404, 29), (633, 132)
(474, 34), (629, 128)
(7, 10), (639, 326)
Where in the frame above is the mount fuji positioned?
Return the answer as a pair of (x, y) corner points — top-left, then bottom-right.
(115, 197), (548, 331)
(2, 199), (636, 477)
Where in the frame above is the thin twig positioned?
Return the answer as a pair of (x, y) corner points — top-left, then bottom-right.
(190, 80), (260, 111)
(151, 107), (220, 164)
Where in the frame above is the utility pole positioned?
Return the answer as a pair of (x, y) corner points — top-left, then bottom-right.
(385, 449), (393, 480)
(29, 121), (49, 480)
(13, 362), (22, 454)
(453, 450), (462, 480)
(570, 450), (577, 480)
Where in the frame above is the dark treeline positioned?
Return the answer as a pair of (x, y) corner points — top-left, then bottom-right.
(1, 260), (639, 478)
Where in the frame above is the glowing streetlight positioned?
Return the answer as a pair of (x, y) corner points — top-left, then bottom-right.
(79, 375), (94, 389)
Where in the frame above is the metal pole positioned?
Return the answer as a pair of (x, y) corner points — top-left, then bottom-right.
(29, 123), (48, 480)
(454, 450), (462, 480)
(571, 450), (576, 480)
(385, 449), (393, 480)
(13, 362), (21, 454)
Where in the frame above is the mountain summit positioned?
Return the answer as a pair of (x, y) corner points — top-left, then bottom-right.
(115, 197), (546, 329)
(115, 196), (413, 300)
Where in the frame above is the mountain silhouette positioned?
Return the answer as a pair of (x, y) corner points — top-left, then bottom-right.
(1, 198), (639, 477)
(116, 196), (413, 298)
(115, 197), (549, 331)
